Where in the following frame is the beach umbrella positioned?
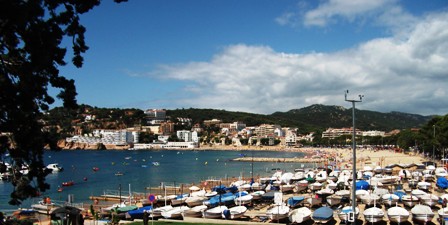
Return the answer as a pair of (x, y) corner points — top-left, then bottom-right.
(189, 186), (200, 191)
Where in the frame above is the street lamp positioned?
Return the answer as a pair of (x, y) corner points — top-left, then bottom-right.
(433, 125), (436, 162)
(344, 90), (363, 224)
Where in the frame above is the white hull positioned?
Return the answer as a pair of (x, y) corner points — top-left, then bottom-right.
(203, 206), (228, 219)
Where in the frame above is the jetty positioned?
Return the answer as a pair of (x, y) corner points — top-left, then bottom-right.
(232, 157), (326, 163)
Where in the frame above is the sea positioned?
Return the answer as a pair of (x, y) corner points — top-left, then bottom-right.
(0, 149), (316, 211)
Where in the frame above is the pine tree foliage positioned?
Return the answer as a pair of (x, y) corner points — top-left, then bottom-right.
(0, 0), (126, 205)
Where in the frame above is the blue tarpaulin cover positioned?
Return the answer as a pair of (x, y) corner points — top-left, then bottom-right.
(287, 196), (305, 208)
(437, 177), (448, 189)
(356, 180), (370, 190)
(312, 206), (333, 221)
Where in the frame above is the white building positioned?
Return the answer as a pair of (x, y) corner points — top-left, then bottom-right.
(177, 130), (192, 142)
(363, 130), (386, 137)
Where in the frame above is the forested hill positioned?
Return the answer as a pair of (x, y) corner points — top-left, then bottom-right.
(168, 104), (433, 132)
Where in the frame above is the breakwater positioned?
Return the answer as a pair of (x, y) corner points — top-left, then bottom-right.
(232, 157), (326, 163)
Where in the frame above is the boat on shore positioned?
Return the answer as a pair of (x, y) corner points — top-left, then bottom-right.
(288, 207), (311, 223)
(182, 205), (207, 218)
(411, 204), (434, 223)
(266, 204), (290, 221)
(222, 205), (247, 219)
(312, 206), (333, 223)
(203, 205), (228, 219)
(363, 206), (384, 223)
(387, 206), (410, 223)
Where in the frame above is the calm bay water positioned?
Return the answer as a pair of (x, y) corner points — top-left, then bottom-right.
(0, 149), (313, 210)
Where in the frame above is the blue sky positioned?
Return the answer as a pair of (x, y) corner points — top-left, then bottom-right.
(57, 0), (448, 116)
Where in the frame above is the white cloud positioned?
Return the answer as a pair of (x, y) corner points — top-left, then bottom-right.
(150, 12), (448, 115)
(304, 0), (397, 27)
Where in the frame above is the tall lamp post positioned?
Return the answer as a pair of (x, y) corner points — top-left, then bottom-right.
(433, 125), (436, 162)
(344, 90), (363, 224)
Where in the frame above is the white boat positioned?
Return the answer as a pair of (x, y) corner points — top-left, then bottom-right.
(361, 193), (380, 206)
(305, 195), (322, 207)
(387, 206), (410, 223)
(326, 194), (342, 206)
(31, 200), (59, 215)
(46, 163), (63, 172)
(250, 190), (265, 200)
(294, 180), (308, 193)
(205, 191), (217, 198)
(222, 205), (247, 219)
(417, 181), (432, 191)
(182, 205), (207, 218)
(288, 207), (312, 223)
(335, 189), (351, 198)
(402, 195), (419, 207)
(266, 204), (290, 221)
(150, 205), (173, 218)
(280, 184), (295, 193)
(161, 206), (189, 219)
(411, 204), (434, 223)
(411, 189), (428, 199)
(234, 194), (253, 205)
(316, 188), (334, 196)
(203, 205), (228, 219)
(309, 182), (323, 191)
(363, 206), (384, 223)
(355, 189), (369, 201)
(190, 189), (206, 197)
(315, 170), (327, 183)
(419, 194), (439, 207)
(185, 196), (207, 207)
(435, 167), (448, 178)
(438, 207), (448, 221)
(381, 193), (399, 206)
(338, 206), (359, 222)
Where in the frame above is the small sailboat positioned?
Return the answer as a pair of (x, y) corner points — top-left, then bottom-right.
(161, 206), (190, 219)
(381, 193), (399, 206)
(288, 207), (312, 224)
(338, 206), (359, 223)
(203, 205), (228, 219)
(286, 196), (305, 208)
(411, 204), (434, 224)
(419, 194), (439, 207)
(266, 204), (290, 221)
(363, 206), (384, 223)
(387, 206), (410, 223)
(402, 195), (419, 207)
(182, 205), (207, 218)
(312, 206), (334, 223)
(222, 205), (247, 219)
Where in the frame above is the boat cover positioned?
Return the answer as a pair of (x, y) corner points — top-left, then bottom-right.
(208, 192), (235, 207)
(126, 206), (153, 219)
(437, 177), (448, 189)
(356, 180), (370, 190)
(287, 196), (305, 208)
(312, 206), (333, 220)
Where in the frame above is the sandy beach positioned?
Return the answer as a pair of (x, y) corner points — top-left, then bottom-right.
(201, 144), (430, 167)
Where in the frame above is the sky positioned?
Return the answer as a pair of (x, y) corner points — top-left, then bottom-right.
(57, 0), (448, 116)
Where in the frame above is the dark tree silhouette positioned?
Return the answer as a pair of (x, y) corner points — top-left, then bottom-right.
(0, 0), (126, 205)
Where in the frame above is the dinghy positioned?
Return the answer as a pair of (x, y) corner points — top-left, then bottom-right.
(387, 206), (410, 223)
(411, 204), (434, 223)
(363, 206), (384, 223)
(266, 204), (290, 221)
(222, 205), (247, 219)
(312, 206), (334, 223)
(289, 207), (312, 223)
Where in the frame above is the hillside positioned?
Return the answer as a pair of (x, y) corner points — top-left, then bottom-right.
(168, 104), (433, 132)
